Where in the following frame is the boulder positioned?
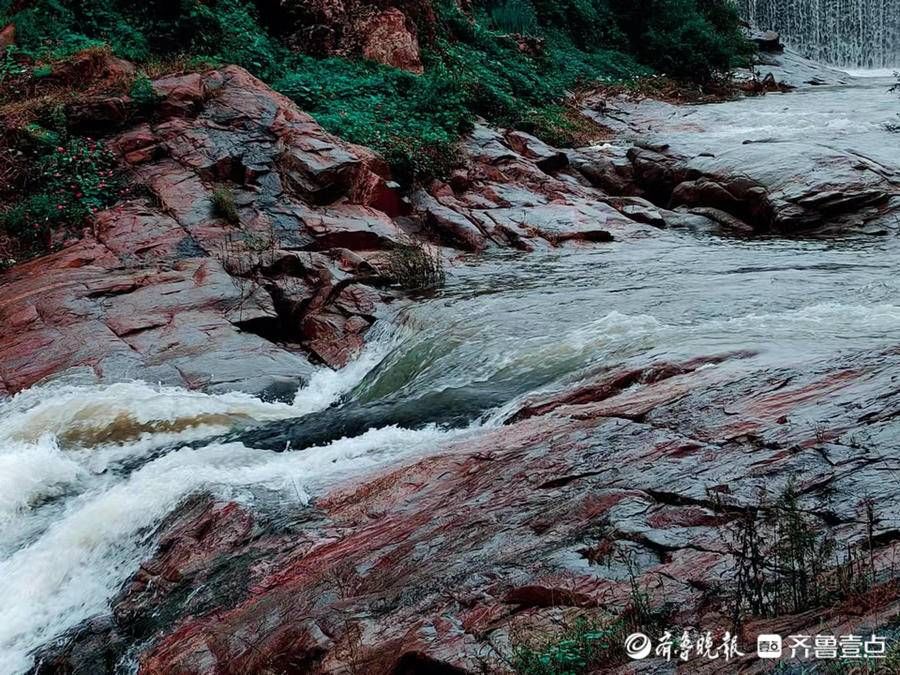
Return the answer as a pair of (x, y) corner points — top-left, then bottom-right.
(266, 1), (434, 71)
(360, 8), (423, 73)
(624, 139), (899, 234)
(410, 189), (487, 251)
(0, 23), (15, 51)
(750, 29), (784, 53)
(503, 130), (569, 174)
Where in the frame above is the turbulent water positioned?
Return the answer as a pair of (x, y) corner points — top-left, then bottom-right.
(738, 0), (900, 67)
(1, 75), (900, 672)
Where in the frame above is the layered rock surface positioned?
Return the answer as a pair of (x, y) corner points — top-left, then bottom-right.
(12, 56), (900, 675)
(0, 65), (650, 399)
(33, 346), (900, 673)
(580, 70), (900, 236)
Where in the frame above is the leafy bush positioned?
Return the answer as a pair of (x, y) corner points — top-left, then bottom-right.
(487, 0), (540, 35)
(512, 618), (626, 674)
(9, 0), (282, 78)
(608, 0), (753, 80)
(129, 72), (161, 108)
(1, 46), (26, 84)
(0, 137), (122, 253)
(275, 57), (471, 179)
(210, 186), (239, 224)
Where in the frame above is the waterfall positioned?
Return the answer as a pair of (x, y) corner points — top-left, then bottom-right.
(737, 0), (900, 68)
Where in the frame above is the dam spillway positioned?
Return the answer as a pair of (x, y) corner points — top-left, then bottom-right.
(737, 0), (900, 68)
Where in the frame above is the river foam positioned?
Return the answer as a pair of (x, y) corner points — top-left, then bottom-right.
(0, 336), (465, 674)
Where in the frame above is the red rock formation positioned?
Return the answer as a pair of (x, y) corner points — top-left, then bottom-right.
(33, 348), (900, 673)
(0, 63), (661, 398)
(0, 23), (15, 51)
(261, 0), (435, 73)
(360, 8), (423, 73)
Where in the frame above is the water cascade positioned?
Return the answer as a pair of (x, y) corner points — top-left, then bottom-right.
(737, 0), (900, 68)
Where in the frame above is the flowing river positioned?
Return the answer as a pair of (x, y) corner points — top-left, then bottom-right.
(1, 73), (899, 672)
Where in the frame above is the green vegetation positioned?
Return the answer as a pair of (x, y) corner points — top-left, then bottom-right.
(377, 239), (446, 290)
(129, 72), (161, 109)
(511, 618), (627, 675)
(1, 0), (752, 181)
(0, 134), (122, 253)
(210, 186), (240, 224)
(728, 481), (881, 624)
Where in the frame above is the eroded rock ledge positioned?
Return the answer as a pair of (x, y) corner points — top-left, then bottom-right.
(33, 347), (900, 673)
(3, 60), (896, 400)
(0, 65), (654, 399)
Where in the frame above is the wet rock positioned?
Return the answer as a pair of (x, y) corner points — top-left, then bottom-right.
(60, 347), (897, 674)
(625, 140), (899, 234)
(607, 197), (665, 228)
(31, 616), (126, 675)
(569, 146), (640, 196)
(410, 190), (487, 252)
(35, 344), (900, 673)
(114, 496), (255, 639)
(678, 143), (895, 232)
(504, 130), (569, 173)
(1, 60), (523, 396)
(749, 29), (783, 53)
(429, 125), (653, 249)
(741, 47), (852, 89)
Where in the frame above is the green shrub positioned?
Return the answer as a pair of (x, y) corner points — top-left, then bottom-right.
(0, 137), (122, 254)
(0, 46), (26, 84)
(275, 57), (471, 180)
(9, 0), (281, 77)
(129, 72), (161, 108)
(487, 0), (540, 35)
(608, 0), (752, 80)
(210, 186), (239, 224)
(512, 618), (626, 674)
(379, 239), (445, 290)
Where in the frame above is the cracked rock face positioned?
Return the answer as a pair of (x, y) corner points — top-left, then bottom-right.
(0, 66), (404, 396)
(579, 68), (900, 237)
(33, 347), (900, 673)
(259, 0), (430, 72)
(0, 67), (658, 398)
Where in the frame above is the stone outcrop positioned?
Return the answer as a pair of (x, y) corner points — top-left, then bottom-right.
(35, 346), (900, 673)
(0, 65), (654, 399)
(748, 29), (783, 53)
(625, 143), (898, 234)
(256, 0), (432, 72)
(579, 80), (900, 236)
(0, 23), (15, 50)
(359, 7), (424, 73)
(0, 66), (407, 396)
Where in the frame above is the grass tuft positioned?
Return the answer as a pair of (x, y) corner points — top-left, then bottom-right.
(379, 239), (445, 290)
(210, 187), (240, 225)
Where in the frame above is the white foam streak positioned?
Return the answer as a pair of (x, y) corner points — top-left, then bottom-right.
(0, 421), (459, 672)
(0, 341), (414, 672)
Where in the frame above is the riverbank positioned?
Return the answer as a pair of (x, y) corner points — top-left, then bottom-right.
(2, 18), (900, 675)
